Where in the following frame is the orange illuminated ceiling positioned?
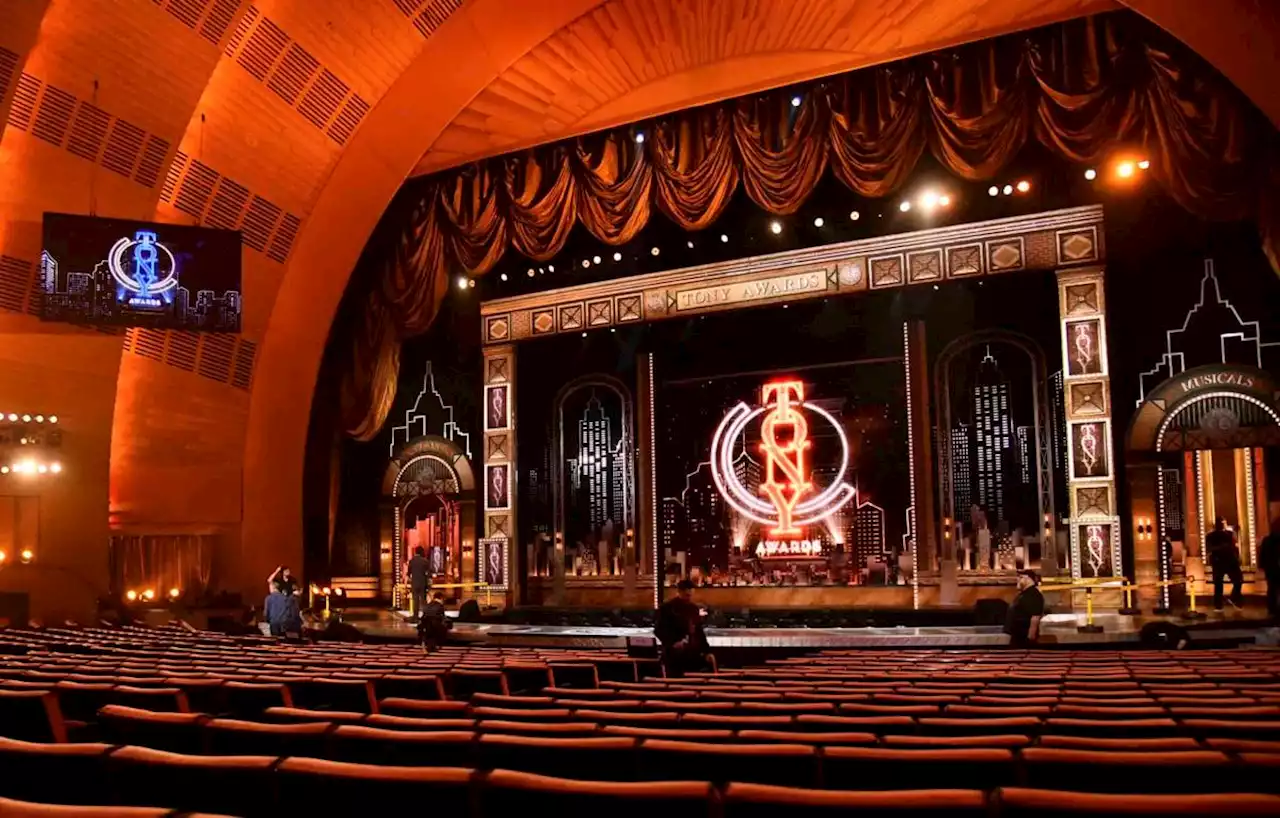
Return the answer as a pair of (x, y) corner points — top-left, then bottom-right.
(2, 0), (1279, 603)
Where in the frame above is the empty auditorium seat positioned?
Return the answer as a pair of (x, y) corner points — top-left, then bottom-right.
(362, 713), (476, 732)
(884, 734), (1032, 749)
(0, 690), (68, 742)
(285, 678), (376, 713)
(996, 787), (1280, 817)
(477, 719), (600, 738)
(1021, 749), (1240, 794)
(795, 714), (916, 736)
(477, 734), (636, 780)
(482, 769), (714, 818)
(328, 725), (475, 766)
(0, 738), (113, 805)
(638, 740), (818, 788)
(96, 705), (207, 754)
(470, 693), (558, 709)
(222, 681), (293, 717)
(1043, 717), (1180, 738)
(447, 669), (509, 699)
(0, 797), (171, 817)
(52, 681), (113, 724)
(105, 745), (277, 817)
(722, 783), (986, 818)
(202, 717), (332, 757)
(917, 717), (1041, 736)
(109, 685), (190, 713)
(1039, 735), (1202, 751)
(822, 747), (1015, 791)
(737, 730), (876, 746)
(377, 698), (470, 718)
(276, 757), (474, 813)
(372, 674), (445, 702)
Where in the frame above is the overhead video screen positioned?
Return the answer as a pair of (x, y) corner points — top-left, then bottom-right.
(40, 213), (242, 332)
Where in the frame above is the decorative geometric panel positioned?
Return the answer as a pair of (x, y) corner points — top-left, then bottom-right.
(487, 514), (510, 538)
(531, 309), (555, 335)
(1069, 382), (1106, 416)
(486, 315), (510, 343)
(615, 294), (642, 322)
(986, 237), (1024, 272)
(1071, 420), (1111, 480)
(1076, 485), (1111, 518)
(1057, 226), (1100, 265)
(1077, 522), (1115, 578)
(947, 244), (982, 277)
(485, 356), (509, 384)
(487, 434), (509, 461)
(558, 303), (584, 331)
(1063, 282), (1099, 316)
(587, 299), (612, 326)
(837, 260), (865, 288)
(869, 254), (904, 288)
(907, 249), (943, 283)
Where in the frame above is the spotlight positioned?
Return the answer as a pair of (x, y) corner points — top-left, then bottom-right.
(686, 240), (694, 249)
(592, 255), (601, 264)
(50, 463), (61, 474)
(1138, 159), (1150, 170)
(499, 273), (507, 282)
(169, 587), (180, 599)
(456, 276), (468, 290)
(48, 416), (56, 424)
(581, 332), (587, 338)
(938, 194), (951, 207)
(1116, 161), (1135, 178)
(125, 590), (137, 602)
(0, 550), (5, 562)
(720, 234), (728, 243)
(988, 186), (998, 197)
(613, 252), (622, 261)
(610, 328), (616, 333)
(21, 415), (30, 423)
(899, 201), (911, 212)
(20, 460), (34, 475)
(142, 588), (154, 601)
(6, 414), (15, 421)
(634, 132), (645, 144)
(1084, 168), (1097, 180)
(1002, 185), (1013, 196)
(20, 548), (34, 564)
(467, 279), (475, 289)
(547, 264), (554, 272)
(849, 210), (860, 221)
(34, 416), (42, 423)
(321, 587), (331, 596)
(0, 467), (8, 474)
(333, 587), (344, 597)
(769, 221), (782, 234)
(790, 95), (802, 108)
(1016, 180), (1030, 193)
(813, 217), (824, 228)
(581, 259), (590, 268)
(526, 269), (535, 278)
(650, 247), (660, 256)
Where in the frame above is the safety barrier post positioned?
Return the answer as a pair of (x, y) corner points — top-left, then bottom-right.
(1183, 579), (1207, 621)
(1077, 586), (1104, 633)
(1119, 580), (1141, 616)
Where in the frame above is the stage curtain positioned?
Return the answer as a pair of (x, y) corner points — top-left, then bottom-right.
(341, 11), (1277, 439)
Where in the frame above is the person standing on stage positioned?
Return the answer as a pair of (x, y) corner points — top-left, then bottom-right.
(1003, 569), (1045, 648)
(1258, 519), (1280, 616)
(1207, 517), (1244, 611)
(405, 546), (431, 620)
(655, 579), (711, 677)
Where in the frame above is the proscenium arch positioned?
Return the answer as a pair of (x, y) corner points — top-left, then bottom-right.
(382, 436), (476, 498)
(931, 329), (1057, 569)
(1126, 364), (1280, 453)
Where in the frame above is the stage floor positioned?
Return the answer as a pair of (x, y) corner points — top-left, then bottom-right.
(338, 607), (1272, 648)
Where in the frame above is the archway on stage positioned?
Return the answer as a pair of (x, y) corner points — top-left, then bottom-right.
(380, 436), (477, 609)
(1126, 363), (1280, 608)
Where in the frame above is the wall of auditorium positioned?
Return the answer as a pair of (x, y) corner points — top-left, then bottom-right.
(0, 0), (1276, 619)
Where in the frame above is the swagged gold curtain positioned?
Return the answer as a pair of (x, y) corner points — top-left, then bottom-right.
(342, 11), (1278, 439)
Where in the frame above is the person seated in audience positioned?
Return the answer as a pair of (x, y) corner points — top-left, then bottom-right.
(656, 579), (711, 676)
(418, 591), (450, 652)
(1003, 569), (1045, 648)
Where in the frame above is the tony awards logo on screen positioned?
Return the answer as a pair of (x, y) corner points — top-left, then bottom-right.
(110, 230), (178, 309)
(711, 380), (856, 551)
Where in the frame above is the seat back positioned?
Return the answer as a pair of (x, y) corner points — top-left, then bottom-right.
(822, 747), (1014, 791)
(996, 787), (1280, 817)
(277, 757), (475, 812)
(329, 726), (476, 767)
(638, 740), (818, 788)
(723, 783), (986, 818)
(106, 745), (277, 817)
(0, 737), (113, 805)
(202, 717), (331, 757)
(481, 769), (714, 818)
(97, 705), (207, 754)
(0, 690), (66, 742)
(478, 734), (637, 780)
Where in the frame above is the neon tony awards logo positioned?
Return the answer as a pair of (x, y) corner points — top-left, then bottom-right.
(710, 380), (855, 555)
(110, 230), (178, 308)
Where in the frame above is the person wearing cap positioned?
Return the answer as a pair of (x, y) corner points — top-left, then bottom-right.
(1004, 570), (1046, 647)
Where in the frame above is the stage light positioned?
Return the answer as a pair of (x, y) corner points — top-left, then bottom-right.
(6, 414), (15, 421)
(686, 240), (694, 249)
(592, 255), (601, 264)
(613, 252), (622, 261)
(20, 460), (34, 475)
(333, 587), (345, 597)
(1116, 160), (1135, 178)
(790, 95), (802, 108)
(1138, 159), (1150, 170)
(19, 549), (32, 563)
(48, 416), (56, 424)
(1084, 168), (1097, 180)
(1016, 180), (1031, 193)
(526, 269), (535, 278)
(610, 328), (616, 333)
(813, 217), (824, 228)
(18, 438), (25, 445)
(1002, 185), (1013, 195)
(920, 191), (938, 210)
(142, 588), (154, 601)
(455, 276), (467, 290)
(547, 264), (554, 272)
(467, 279), (475, 289)
(720, 234), (728, 243)
(938, 194), (951, 207)
(634, 132), (645, 144)
(499, 273), (507, 282)
(650, 247), (660, 256)
(34, 416), (42, 423)
(36, 465), (47, 474)
(21, 415), (30, 422)
(581, 332), (587, 338)
(125, 590), (137, 602)
(899, 201), (911, 212)
(769, 220), (783, 234)
(988, 186), (998, 197)
(849, 210), (860, 221)
(169, 587), (180, 599)
(0, 467), (8, 475)
(321, 587), (331, 596)
(49, 462), (60, 474)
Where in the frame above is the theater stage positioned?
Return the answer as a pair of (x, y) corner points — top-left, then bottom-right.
(337, 608), (1273, 650)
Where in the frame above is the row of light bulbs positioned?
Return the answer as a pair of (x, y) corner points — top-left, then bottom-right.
(2, 414), (57, 424)
(0, 549), (34, 565)
(988, 180), (1033, 197)
(125, 587), (182, 603)
(1, 461), (62, 475)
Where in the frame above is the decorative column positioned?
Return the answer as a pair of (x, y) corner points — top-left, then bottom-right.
(637, 352), (659, 608)
(904, 321), (936, 609)
(482, 344), (516, 606)
(1057, 266), (1121, 580)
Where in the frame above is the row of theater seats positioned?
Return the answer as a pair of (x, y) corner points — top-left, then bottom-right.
(2, 739), (1279, 818)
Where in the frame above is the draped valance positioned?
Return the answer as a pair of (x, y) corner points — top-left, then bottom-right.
(341, 11), (1278, 440)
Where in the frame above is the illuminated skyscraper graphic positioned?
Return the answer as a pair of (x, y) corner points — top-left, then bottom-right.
(950, 423), (973, 517)
(1161, 467), (1186, 533)
(852, 501), (887, 570)
(974, 349), (1013, 524)
(577, 397), (613, 530)
(1016, 425), (1032, 485)
(1048, 370), (1066, 470)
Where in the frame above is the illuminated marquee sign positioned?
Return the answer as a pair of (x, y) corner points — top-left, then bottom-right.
(711, 379), (856, 540)
(755, 539), (822, 559)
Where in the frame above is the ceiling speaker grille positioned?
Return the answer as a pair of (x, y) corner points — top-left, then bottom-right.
(134, 135), (172, 188)
(327, 94), (369, 145)
(224, 4), (259, 56)
(31, 84), (75, 146)
(67, 102), (110, 162)
(9, 73), (40, 131)
(101, 118), (146, 178)
(267, 43), (319, 105)
(165, 0), (204, 29)
(161, 151), (189, 203)
(232, 338), (257, 390)
(134, 329), (167, 362)
(174, 159), (219, 218)
(411, 0), (463, 39)
(206, 178), (250, 229)
(237, 15), (289, 82)
(0, 256), (32, 313)
(197, 334), (235, 382)
(240, 195), (282, 251)
(297, 69), (347, 131)
(200, 0), (241, 45)
(266, 213), (301, 263)
(165, 331), (199, 372)
(0, 47), (18, 105)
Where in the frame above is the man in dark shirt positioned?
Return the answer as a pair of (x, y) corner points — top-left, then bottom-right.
(1004, 570), (1046, 647)
(405, 547), (431, 620)
(1259, 519), (1280, 616)
(655, 580), (710, 677)
(1207, 517), (1244, 611)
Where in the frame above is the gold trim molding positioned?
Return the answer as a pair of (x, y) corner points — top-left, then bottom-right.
(481, 205), (1104, 344)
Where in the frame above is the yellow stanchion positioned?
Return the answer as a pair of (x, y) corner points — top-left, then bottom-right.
(1183, 578), (1207, 621)
(396, 581), (495, 611)
(1078, 586), (1104, 633)
(1119, 580), (1141, 616)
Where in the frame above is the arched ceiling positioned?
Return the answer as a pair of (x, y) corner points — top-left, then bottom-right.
(0, 0), (1277, 605)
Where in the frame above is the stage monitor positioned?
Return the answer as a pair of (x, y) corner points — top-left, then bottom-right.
(40, 213), (242, 332)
